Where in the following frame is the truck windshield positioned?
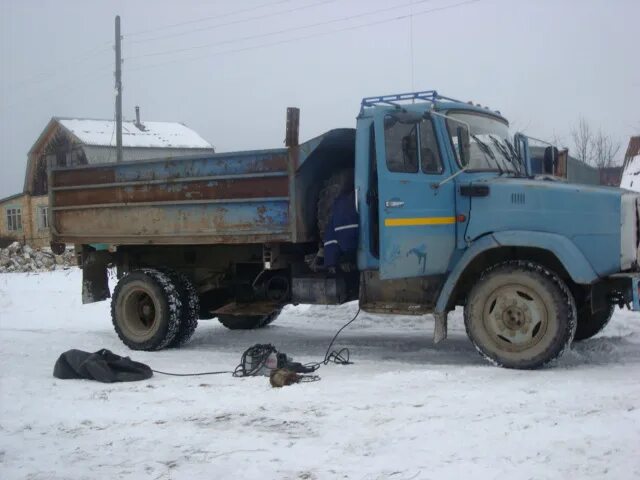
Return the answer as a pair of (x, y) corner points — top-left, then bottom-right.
(446, 111), (523, 174)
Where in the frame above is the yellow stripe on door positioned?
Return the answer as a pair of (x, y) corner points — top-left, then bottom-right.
(384, 216), (456, 227)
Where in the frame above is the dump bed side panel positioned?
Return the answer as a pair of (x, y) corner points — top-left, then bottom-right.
(50, 149), (292, 245)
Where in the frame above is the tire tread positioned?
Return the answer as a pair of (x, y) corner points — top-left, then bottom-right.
(464, 260), (576, 369)
(111, 268), (182, 351)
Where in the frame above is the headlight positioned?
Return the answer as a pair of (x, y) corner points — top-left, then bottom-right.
(620, 192), (639, 270)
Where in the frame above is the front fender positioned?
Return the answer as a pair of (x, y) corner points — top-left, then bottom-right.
(434, 230), (599, 315)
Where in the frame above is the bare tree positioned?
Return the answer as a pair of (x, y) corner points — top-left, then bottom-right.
(571, 118), (620, 168)
(592, 129), (621, 168)
(551, 131), (568, 150)
(571, 117), (594, 165)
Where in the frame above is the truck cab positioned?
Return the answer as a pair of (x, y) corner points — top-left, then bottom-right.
(352, 91), (640, 366)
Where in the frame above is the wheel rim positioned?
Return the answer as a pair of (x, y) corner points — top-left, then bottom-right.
(121, 287), (160, 341)
(482, 283), (549, 353)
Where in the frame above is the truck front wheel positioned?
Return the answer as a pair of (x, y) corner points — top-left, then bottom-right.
(111, 269), (181, 351)
(574, 304), (614, 341)
(464, 261), (576, 369)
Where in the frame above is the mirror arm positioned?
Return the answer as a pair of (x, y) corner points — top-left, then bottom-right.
(432, 168), (467, 189)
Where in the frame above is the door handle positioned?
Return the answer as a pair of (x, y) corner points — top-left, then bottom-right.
(460, 185), (490, 197)
(385, 200), (405, 208)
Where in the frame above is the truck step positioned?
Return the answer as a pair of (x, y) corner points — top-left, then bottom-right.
(360, 302), (431, 316)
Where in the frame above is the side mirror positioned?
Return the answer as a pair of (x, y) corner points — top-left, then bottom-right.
(513, 132), (531, 176)
(544, 146), (559, 175)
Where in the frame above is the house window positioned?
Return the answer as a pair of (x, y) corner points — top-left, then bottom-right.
(38, 206), (49, 230)
(6, 208), (22, 231)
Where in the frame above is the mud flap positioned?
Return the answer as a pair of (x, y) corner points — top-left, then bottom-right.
(433, 312), (448, 343)
(82, 251), (111, 304)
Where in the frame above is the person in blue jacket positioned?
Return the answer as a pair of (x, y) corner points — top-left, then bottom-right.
(323, 190), (359, 271)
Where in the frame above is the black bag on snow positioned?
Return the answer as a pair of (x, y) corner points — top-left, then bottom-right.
(53, 349), (153, 383)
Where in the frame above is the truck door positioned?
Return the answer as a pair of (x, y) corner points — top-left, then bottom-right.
(375, 111), (457, 279)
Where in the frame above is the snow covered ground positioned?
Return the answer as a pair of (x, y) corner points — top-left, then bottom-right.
(1, 269), (639, 480)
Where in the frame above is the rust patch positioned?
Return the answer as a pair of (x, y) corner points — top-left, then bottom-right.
(54, 176), (289, 207)
(261, 154), (288, 172)
(53, 168), (115, 187)
(255, 204), (276, 226)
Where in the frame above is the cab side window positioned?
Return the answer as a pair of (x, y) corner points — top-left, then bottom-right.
(384, 115), (419, 173)
(419, 118), (443, 174)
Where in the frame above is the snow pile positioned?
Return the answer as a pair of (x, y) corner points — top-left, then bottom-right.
(0, 241), (76, 273)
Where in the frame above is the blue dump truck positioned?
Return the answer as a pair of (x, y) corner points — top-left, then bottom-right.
(49, 91), (640, 369)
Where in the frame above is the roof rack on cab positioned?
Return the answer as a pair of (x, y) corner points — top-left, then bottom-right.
(359, 90), (465, 114)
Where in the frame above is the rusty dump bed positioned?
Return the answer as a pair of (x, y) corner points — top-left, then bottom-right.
(49, 128), (355, 246)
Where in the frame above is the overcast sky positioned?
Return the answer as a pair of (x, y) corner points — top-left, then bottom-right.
(1, 0), (638, 198)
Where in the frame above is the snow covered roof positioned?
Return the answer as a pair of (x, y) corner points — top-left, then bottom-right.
(620, 154), (640, 192)
(57, 118), (212, 149)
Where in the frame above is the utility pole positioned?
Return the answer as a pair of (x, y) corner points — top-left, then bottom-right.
(115, 15), (123, 163)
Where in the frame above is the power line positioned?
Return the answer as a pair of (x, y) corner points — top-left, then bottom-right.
(6, 43), (111, 91)
(1, 3), (304, 94)
(127, 0), (435, 61)
(0, 67), (113, 112)
(127, 0), (335, 45)
(126, 0), (294, 38)
(3, 0), (480, 113)
(409, 0), (416, 92)
(126, 0), (481, 73)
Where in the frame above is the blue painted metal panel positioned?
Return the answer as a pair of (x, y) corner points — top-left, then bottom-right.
(55, 199), (289, 241)
(434, 234), (499, 314)
(112, 150), (288, 182)
(373, 107), (458, 280)
(51, 128), (361, 246)
(491, 231), (600, 282)
(50, 146), (293, 244)
(355, 117), (379, 271)
(296, 129), (355, 168)
(462, 177), (622, 277)
(434, 230), (602, 314)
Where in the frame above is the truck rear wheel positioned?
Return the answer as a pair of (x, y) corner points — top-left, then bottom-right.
(163, 270), (199, 348)
(111, 269), (181, 351)
(574, 304), (614, 341)
(464, 261), (576, 369)
(218, 311), (280, 330)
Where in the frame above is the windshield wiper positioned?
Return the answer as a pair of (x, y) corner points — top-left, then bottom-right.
(504, 138), (527, 175)
(488, 135), (519, 175)
(472, 134), (503, 174)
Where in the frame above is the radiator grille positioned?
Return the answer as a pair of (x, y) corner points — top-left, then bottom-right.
(511, 193), (525, 204)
